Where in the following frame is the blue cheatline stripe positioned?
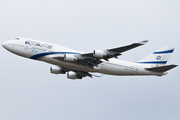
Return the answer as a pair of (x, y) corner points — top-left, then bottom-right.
(137, 61), (167, 64)
(30, 52), (80, 60)
(153, 49), (174, 54)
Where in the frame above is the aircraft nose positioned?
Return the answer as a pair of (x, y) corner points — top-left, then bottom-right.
(2, 41), (9, 49)
(2, 41), (14, 52)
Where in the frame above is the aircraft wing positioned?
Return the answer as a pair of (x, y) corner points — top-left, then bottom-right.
(80, 40), (148, 60)
(107, 40), (148, 53)
(53, 40), (148, 68)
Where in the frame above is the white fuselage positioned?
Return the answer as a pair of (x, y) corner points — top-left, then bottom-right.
(2, 38), (166, 76)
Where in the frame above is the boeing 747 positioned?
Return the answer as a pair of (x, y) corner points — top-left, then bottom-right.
(2, 37), (177, 79)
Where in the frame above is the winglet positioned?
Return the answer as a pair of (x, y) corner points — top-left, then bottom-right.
(138, 40), (149, 45)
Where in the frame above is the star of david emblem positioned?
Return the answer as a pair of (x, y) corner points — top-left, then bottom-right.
(156, 56), (161, 60)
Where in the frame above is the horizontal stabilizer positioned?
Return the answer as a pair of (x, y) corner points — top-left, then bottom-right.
(145, 64), (178, 72)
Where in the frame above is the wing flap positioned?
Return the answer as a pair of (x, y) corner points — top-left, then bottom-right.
(145, 64), (178, 72)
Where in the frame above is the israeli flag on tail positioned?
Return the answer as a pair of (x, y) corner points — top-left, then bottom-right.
(138, 46), (175, 67)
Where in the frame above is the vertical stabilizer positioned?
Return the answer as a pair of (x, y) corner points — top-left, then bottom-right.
(138, 46), (175, 67)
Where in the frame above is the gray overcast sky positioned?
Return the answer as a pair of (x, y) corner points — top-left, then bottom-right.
(0, 0), (180, 120)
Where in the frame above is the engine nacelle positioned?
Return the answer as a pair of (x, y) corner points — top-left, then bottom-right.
(50, 66), (65, 74)
(64, 54), (78, 62)
(67, 71), (82, 79)
(93, 50), (107, 58)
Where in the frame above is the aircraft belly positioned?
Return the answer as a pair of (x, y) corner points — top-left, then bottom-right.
(99, 61), (155, 76)
(99, 62), (134, 75)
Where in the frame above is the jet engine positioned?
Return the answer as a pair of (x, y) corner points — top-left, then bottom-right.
(64, 54), (78, 62)
(50, 66), (65, 74)
(67, 71), (82, 79)
(93, 50), (107, 58)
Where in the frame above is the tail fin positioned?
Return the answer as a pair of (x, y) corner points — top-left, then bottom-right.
(138, 46), (175, 67)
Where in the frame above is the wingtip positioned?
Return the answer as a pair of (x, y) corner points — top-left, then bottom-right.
(143, 40), (149, 42)
(139, 40), (149, 45)
(172, 64), (178, 67)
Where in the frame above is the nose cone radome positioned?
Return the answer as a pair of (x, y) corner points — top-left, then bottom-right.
(2, 41), (9, 49)
(2, 41), (14, 52)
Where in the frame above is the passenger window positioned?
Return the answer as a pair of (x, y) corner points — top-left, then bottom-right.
(48, 46), (52, 49)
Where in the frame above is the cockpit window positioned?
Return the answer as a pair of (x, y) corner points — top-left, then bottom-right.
(25, 41), (31, 45)
(15, 38), (19, 40)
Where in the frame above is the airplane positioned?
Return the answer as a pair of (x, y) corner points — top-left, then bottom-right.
(2, 37), (178, 79)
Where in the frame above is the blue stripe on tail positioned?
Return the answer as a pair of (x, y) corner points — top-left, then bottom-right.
(138, 61), (167, 64)
(153, 49), (174, 54)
